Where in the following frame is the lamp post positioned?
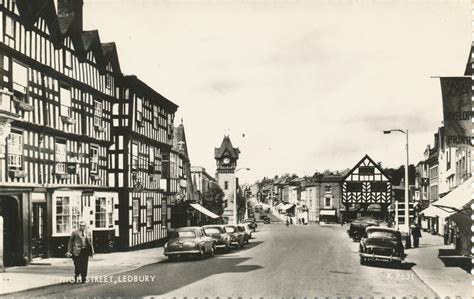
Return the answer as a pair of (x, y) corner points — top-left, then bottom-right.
(234, 167), (250, 225)
(383, 129), (411, 248)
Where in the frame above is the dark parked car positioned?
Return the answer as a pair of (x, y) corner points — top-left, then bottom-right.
(203, 225), (231, 252)
(164, 227), (216, 260)
(224, 225), (245, 248)
(348, 217), (379, 242)
(359, 227), (405, 266)
(243, 218), (257, 231)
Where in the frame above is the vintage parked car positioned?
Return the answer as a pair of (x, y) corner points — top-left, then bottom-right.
(164, 227), (216, 260)
(224, 224), (246, 248)
(238, 224), (253, 244)
(203, 225), (231, 252)
(243, 218), (257, 231)
(359, 227), (405, 266)
(348, 217), (380, 242)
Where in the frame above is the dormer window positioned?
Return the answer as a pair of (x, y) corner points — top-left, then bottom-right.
(105, 74), (111, 90)
(60, 85), (71, 117)
(5, 16), (14, 38)
(64, 50), (72, 70)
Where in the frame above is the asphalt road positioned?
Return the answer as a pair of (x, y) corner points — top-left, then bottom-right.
(10, 223), (436, 298)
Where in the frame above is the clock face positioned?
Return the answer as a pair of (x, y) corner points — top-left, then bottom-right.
(223, 157), (231, 164)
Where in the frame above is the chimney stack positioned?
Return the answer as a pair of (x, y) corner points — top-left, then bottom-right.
(57, 0), (83, 31)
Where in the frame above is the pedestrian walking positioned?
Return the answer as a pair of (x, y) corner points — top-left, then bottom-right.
(66, 220), (94, 283)
(411, 223), (422, 248)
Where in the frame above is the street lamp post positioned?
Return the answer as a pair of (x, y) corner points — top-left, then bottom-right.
(234, 167), (250, 225)
(384, 129), (411, 248)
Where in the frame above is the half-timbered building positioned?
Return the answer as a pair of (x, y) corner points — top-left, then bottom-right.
(110, 75), (178, 250)
(0, 0), (121, 265)
(341, 155), (392, 221)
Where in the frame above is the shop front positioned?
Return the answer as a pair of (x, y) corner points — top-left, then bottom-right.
(49, 190), (118, 257)
(319, 209), (337, 223)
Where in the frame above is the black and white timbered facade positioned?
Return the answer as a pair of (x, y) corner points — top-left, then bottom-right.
(110, 75), (178, 249)
(341, 154), (392, 220)
(0, 0), (121, 266)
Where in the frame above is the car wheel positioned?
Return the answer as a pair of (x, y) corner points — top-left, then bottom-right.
(168, 255), (178, 261)
(210, 245), (215, 257)
(197, 248), (204, 260)
(226, 244), (231, 252)
(360, 257), (366, 265)
(240, 239), (245, 248)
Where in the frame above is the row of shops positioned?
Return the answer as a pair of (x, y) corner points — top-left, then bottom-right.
(419, 177), (472, 256)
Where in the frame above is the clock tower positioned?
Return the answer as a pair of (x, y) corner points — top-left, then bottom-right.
(215, 135), (240, 224)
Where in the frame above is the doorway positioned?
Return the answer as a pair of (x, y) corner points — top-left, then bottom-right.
(31, 203), (46, 258)
(0, 196), (21, 266)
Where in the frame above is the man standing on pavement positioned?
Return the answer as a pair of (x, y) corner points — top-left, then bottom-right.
(411, 223), (422, 248)
(66, 220), (94, 283)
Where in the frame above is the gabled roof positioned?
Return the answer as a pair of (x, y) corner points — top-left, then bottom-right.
(173, 121), (189, 160)
(102, 42), (122, 74)
(342, 154), (389, 182)
(13, 0), (122, 75)
(123, 75), (179, 112)
(214, 136), (240, 159)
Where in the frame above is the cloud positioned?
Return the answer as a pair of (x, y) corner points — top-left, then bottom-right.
(343, 113), (436, 134)
(204, 80), (242, 95)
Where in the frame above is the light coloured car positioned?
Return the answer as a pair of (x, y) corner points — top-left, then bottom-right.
(203, 225), (232, 252)
(164, 227), (216, 260)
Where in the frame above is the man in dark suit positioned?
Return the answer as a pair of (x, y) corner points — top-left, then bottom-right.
(66, 220), (94, 283)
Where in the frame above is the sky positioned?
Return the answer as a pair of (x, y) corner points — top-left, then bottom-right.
(83, 0), (471, 184)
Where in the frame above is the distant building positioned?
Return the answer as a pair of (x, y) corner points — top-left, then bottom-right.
(341, 155), (392, 221)
(214, 135), (240, 224)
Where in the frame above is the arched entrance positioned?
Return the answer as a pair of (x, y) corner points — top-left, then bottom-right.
(0, 195), (22, 266)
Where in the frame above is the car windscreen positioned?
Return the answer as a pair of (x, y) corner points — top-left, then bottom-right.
(170, 231), (196, 238)
(367, 231), (397, 239)
(225, 226), (235, 233)
(204, 228), (220, 235)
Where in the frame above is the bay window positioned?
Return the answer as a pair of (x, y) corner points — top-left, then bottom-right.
(7, 131), (23, 169)
(54, 195), (81, 235)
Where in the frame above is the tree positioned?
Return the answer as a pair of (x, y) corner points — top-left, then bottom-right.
(201, 182), (225, 217)
(236, 188), (246, 222)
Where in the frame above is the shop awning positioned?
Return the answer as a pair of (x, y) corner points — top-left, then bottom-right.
(320, 210), (336, 216)
(189, 203), (220, 219)
(432, 176), (473, 213)
(281, 204), (295, 210)
(275, 203), (284, 210)
(420, 205), (452, 219)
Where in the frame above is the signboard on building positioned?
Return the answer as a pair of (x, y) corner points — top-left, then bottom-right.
(440, 76), (472, 148)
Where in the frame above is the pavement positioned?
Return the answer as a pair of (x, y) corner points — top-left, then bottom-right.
(0, 219), (471, 297)
(0, 247), (166, 296)
(403, 231), (473, 298)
